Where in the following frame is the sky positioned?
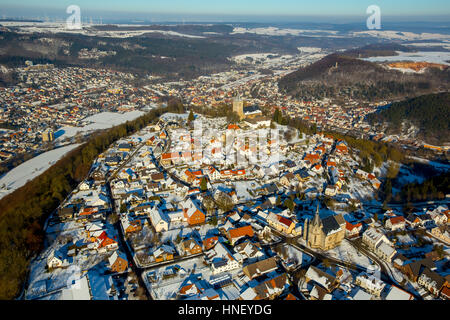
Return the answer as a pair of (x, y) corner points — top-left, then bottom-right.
(1, 0), (450, 22)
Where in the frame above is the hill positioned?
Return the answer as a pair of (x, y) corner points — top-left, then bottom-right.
(367, 92), (450, 144)
(278, 53), (450, 102)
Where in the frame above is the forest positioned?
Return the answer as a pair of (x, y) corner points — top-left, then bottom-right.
(0, 107), (166, 299)
(366, 92), (450, 145)
(399, 171), (450, 203)
(278, 53), (450, 102)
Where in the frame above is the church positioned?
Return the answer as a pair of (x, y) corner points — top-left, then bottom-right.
(303, 204), (346, 251)
(233, 94), (263, 120)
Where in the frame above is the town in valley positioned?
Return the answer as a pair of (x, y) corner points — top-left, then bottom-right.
(0, 3), (449, 302)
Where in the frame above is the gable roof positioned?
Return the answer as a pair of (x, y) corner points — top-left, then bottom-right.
(228, 225), (254, 240)
(243, 257), (277, 279)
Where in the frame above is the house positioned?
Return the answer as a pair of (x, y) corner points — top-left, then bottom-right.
(182, 198), (206, 226)
(267, 213), (295, 235)
(385, 216), (406, 231)
(309, 284), (333, 300)
(79, 181), (92, 191)
(406, 213), (421, 228)
(401, 258), (435, 282)
(355, 273), (386, 297)
(208, 242), (241, 275)
(226, 225), (254, 245)
(431, 226), (450, 244)
(181, 238), (203, 255)
(417, 268), (446, 296)
(304, 266), (338, 293)
(108, 251), (128, 274)
(58, 205), (76, 220)
(122, 218), (142, 235)
(345, 221), (363, 238)
(325, 185), (338, 197)
(374, 241), (397, 263)
(362, 228), (391, 251)
(151, 172), (165, 182)
(118, 143), (132, 152)
(97, 231), (118, 252)
(203, 236), (219, 251)
(441, 286), (450, 300)
(242, 257), (278, 280)
(234, 241), (264, 261)
(149, 207), (169, 233)
(47, 250), (66, 269)
(251, 273), (289, 300)
(280, 172), (297, 188)
(153, 245), (176, 263)
(429, 210), (448, 226)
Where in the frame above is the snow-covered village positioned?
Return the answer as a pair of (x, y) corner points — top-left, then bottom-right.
(23, 109), (450, 301)
(1, 3), (450, 308)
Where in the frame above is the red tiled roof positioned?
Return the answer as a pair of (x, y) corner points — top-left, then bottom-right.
(228, 225), (254, 240)
(389, 216), (406, 225)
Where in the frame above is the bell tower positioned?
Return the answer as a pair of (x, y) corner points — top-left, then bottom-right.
(308, 202), (323, 249)
(233, 94), (244, 120)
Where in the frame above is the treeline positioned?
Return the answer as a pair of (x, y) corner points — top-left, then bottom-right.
(343, 43), (413, 58)
(0, 107), (166, 299)
(367, 92), (450, 145)
(190, 103), (241, 123)
(399, 171), (450, 203)
(325, 132), (404, 171)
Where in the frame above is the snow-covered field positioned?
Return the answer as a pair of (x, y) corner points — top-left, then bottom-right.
(0, 144), (81, 200)
(352, 30), (450, 41)
(364, 51), (450, 66)
(1, 22), (205, 39)
(55, 111), (145, 141)
(231, 27), (339, 37)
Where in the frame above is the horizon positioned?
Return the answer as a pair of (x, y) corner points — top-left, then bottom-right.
(1, 0), (450, 24)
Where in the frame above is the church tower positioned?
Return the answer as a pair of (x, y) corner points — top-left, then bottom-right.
(308, 203), (324, 249)
(233, 94), (244, 120)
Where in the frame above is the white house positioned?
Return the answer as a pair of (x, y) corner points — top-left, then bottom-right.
(385, 216), (406, 231)
(149, 207), (169, 233)
(375, 241), (397, 263)
(206, 242), (241, 275)
(79, 181), (91, 191)
(362, 228), (391, 250)
(47, 250), (67, 269)
(355, 273), (386, 297)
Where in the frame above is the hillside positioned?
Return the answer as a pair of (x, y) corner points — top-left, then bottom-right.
(367, 92), (450, 144)
(278, 53), (450, 102)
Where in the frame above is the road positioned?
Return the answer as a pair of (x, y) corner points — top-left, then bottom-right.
(106, 179), (151, 300)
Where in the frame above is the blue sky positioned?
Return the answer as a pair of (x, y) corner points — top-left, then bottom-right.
(1, 0), (450, 20)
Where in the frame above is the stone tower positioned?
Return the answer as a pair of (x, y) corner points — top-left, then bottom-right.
(307, 203), (324, 249)
(233, 94), (244, 120)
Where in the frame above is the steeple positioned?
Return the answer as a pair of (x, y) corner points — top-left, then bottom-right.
(312, 202), (321, 227)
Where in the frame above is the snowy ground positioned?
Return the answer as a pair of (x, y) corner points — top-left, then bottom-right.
(325, 240), (374, 269)
(364, 51), (450, 65)
(231, 27), (339, 37)
(352, 30), (450, 42)
(0, 144), (81, 200)
(55, 111), (145, 141)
